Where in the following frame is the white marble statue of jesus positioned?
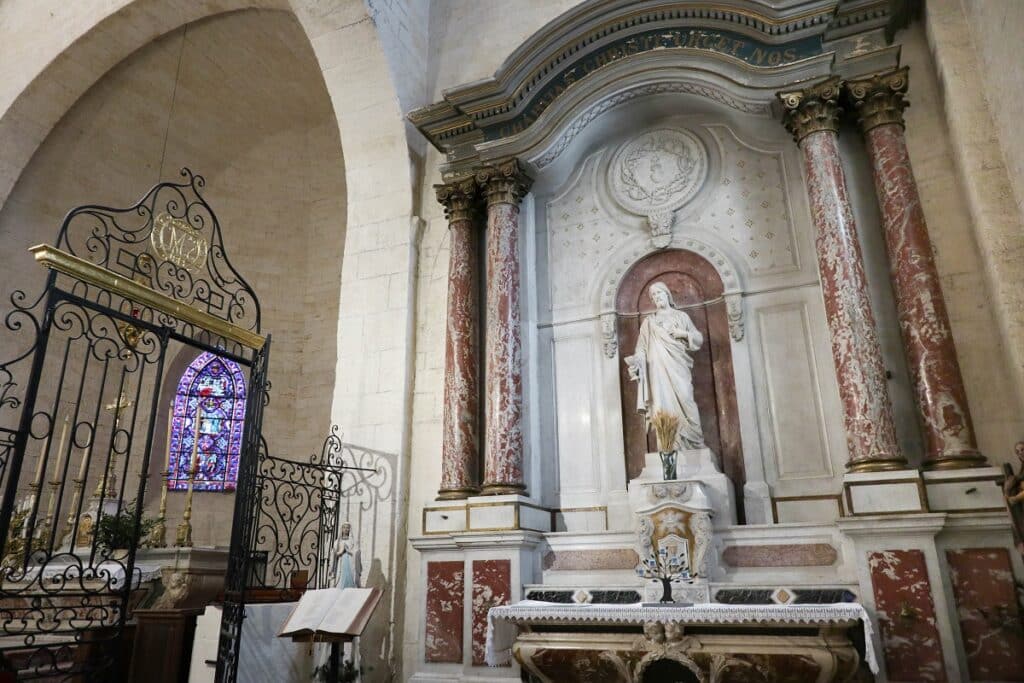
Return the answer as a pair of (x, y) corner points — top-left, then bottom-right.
(624, 281), (705, 450)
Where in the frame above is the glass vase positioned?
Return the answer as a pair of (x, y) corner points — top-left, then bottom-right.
(659, 451), (677, 480)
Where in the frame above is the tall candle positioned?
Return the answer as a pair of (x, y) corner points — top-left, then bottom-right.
(190, 403), (201, 476)
(165, 405), (174, 478)
(76, 438), (91, 482)
(32, 431), (50, 487)
(50, 416), (70, 483)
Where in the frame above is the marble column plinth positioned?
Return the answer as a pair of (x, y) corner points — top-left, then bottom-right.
(847, 68), (985, 470)
(478, 160), (532, 495)
(436, 179), (481, 499)
(779, 78), (905, 472)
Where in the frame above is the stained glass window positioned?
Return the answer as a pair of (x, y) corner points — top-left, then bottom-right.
(167, 352), (246, 491)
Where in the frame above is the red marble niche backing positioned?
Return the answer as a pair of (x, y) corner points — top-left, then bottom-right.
(471, 559), (511, 666)
(868, 549), (946, 682)
(946, 547), (1024, 681)
(424, 561), (464, 663)
(616, 249), (744, 510)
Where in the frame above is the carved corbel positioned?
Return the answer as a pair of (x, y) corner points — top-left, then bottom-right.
(646, 210), (674, 249)
(152, 571), (195, 609)
(689, 511), (713, 579)
(725, 294), (744, 342)
(601, 312), (618, 358)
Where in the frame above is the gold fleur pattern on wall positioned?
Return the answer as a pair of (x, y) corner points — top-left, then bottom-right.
(690, 128), (799, 275)
(547, 155), (633, 306)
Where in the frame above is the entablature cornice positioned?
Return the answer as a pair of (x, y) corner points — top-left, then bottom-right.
(409, 0), (903, 156)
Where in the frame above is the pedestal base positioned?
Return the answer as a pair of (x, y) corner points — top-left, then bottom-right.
(921, 466), (1004, 512)
(627, 450), (737, 527)
(843, 469), (925, 516)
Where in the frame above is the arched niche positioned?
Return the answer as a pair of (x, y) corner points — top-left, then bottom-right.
(616, 249), (743, 508)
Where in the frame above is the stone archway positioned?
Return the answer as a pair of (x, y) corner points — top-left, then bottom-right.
(0, 1), (416, 677)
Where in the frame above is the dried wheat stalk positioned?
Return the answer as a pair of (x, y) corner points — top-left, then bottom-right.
(651, 410), (680, 453)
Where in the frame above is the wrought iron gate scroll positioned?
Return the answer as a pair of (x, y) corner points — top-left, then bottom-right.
(0, 170), (267, 681)
(214, 427), (398, 683)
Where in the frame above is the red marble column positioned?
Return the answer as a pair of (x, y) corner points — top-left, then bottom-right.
(778, 77), (906, 472)
(476, 160), (532, 496)
(847, 68), (986, 470)
(435, 178), (482, 500)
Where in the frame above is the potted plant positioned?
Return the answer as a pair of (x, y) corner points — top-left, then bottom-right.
(94, 503), (161, 559)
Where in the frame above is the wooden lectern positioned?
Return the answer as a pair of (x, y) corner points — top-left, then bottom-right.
(278, 587), (383, 681)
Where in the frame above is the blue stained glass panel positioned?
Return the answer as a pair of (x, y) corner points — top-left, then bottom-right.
(167, 352), (247, 491)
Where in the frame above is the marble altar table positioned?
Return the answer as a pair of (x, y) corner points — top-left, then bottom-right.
(487, 601), (877, 682)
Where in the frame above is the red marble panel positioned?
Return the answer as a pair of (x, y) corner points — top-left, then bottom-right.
(542, 549), (639, 571)
(946, 547), (1024, 681)
(615, 249), (744, 511)
(424, 561), (464, 663)
(868, 549), (946, 681)
(721, 543), (837, 567)
(471, 559), (511, 666)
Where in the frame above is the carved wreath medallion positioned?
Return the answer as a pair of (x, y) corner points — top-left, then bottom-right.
(609, 128), (708, 216)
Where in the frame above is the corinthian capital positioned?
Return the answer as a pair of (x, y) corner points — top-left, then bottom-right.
(845, 67), (909, 133)
(475, 158), (533, 206)
(434, 176), (478, 223)
(777, 76), (843, 144)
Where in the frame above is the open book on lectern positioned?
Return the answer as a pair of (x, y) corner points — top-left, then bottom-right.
(278, 587), (383, 641)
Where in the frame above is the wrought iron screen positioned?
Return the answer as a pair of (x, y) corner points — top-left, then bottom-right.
(215, 428), (397, 682)
(0, 169), (266, 681)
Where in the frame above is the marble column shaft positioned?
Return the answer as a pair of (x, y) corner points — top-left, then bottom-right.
(779, 77), (906, 472)
(477, 160), (532, 495)
(436, 178), (481, 499)
(847, 68), (984, 470)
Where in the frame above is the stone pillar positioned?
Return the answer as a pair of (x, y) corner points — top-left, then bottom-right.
(846, 68), (986, 471)
(778, 77), (906, 472)
(476, 159), (532, 495)
(435, 178), (482, 499)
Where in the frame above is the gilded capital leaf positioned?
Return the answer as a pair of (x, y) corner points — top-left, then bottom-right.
(475, 158), (533, 206)
(434, 176), (477, 223)
(777, 76), (843, 144)
(845, 67), (909, 133)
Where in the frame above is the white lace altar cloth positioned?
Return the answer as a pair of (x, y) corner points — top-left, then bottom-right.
(20, 560), (163, 589)
(485, 600), (877, 673)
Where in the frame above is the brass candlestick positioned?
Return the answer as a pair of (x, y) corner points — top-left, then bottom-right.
(39, 480), (59, 544)
(42, 416), (70, 539)
(62, 439), (91, 548)
(175, 404), (201, 548)
(150, 468), (170, 548)
(148, 406), (173, 548)
(63, 478), (85, 547)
